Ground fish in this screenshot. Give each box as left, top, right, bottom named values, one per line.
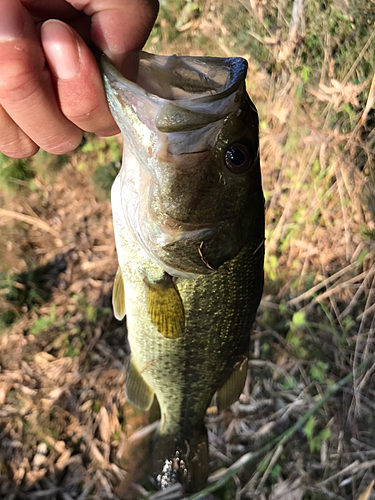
left=101, top=51, right=265, bottom=493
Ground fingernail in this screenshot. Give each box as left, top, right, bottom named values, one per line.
left=0, top=3, right=25, bottom=41
left=41, top=20, right=80, bottom=80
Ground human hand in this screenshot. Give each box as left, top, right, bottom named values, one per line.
left=0, top=0, right=159, bottom=158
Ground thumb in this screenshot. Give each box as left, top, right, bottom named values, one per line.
left=68, top=0, right=159, bottom=80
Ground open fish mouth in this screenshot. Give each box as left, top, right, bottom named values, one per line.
left=101, top=52, right=248, bottom=124
left=101, top=52, right=251, bottom=172
left=103, top=52, right=259, bottom=277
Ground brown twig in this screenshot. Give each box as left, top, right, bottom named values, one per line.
left=0, top=207, right=60, bottom=237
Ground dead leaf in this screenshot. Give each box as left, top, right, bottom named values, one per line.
left=263, top=36, right=278, bottom=45
left=89, top=440, right=107, bottom=466
left=358, top=480, right=375, bottom=500
left=97, top=406, right=112, bottom=444
left=55, top=450, right=72, bottom=470
left=359, top=72, right=375, bottom=126
left=270, top=478, right=304, bottom=500
left=308, top=79, right=367, bottom=108
left=0, top=382, right=12, bottom=404
left=272, top=107, right=289, bottom=124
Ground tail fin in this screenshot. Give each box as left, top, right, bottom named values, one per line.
left=152, top=427, right=208, bottom=493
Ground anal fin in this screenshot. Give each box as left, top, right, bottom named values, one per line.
left=144, top=273, right=185, bottom=339
left=112, top=267, right=126, bottom=320
left=216, top=356, right=248, bottom=412
left=126, top=359, right=154, bottom=411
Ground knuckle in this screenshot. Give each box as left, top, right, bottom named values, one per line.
left=0, top=137, right=39, bottom=159
left=44, top=131, right=83, bottom=155
left=64, top=98, right=106, bottom=130
left=67, top=102, right=101, bottom=122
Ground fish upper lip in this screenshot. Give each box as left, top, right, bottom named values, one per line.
left=101, top=51, right=248, bottom=105
left=102, top=52, right=249, bottom=135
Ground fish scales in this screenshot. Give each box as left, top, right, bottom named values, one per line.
left=125, top=238, right=263, bottom=427
left=102, top=52, right=265, bottom=493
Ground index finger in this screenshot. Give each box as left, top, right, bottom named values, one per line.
left=68, top=0, right=159, bottom=80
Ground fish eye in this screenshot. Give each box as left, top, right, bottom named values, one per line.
left=224, top=144, right=252, bottom=173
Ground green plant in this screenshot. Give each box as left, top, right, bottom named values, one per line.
left=310, top=361, right=329, bottom=383
left=30, top=304, right=57, bottom=335
left=0, top=153, right=35, bottom=191
left=303, top=416, right=331, bottom=454
left=92, top=161, right=120, bottom=199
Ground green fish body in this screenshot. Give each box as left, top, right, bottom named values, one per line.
left=102, top=52, right=264, bottom=492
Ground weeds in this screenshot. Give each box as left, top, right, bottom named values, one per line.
left=0, top=153, right=35, bottom=192
left=0, top=258, right=66, bottom=328
left=0, top=0, right=374, bottom=498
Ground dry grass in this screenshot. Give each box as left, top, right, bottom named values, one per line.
left=1, top=0, right=375, bottom=499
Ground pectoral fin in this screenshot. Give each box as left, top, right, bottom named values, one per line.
left=126, top=359, right=154, bottom=411
left=217, top=356, right=248, bottom=412
left=112, top=268, right=126, bottom=320
left=144, top=274, right=185, bottom=339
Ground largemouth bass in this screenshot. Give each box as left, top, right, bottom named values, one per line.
left=102, top=52, right=264, bottom=492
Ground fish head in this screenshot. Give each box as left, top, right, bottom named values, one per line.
left=102, top=52, right=264, bottom=277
